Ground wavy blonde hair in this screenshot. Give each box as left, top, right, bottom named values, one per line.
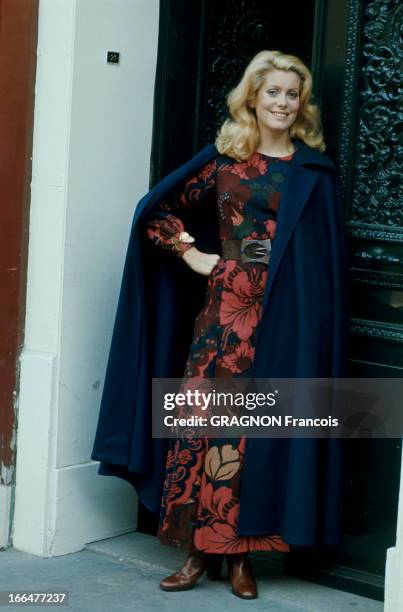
left=215, top=50, right=325, bottom=161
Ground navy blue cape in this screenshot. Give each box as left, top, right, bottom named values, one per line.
left=91, top=139, right=348, bottom=546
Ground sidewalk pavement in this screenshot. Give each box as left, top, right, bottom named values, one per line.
left=0, top=532, right=383, bottom=611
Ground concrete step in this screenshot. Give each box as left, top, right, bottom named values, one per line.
left=0, top=531, right=384, bottom=611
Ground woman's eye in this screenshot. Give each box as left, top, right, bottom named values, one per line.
left=266, top=90, right=298, bottom=98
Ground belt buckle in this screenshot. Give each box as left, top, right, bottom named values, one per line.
left=240, top=239, right=271, bottom=265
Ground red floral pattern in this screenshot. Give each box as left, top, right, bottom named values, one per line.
left=146, top=151, right=294, bottom=553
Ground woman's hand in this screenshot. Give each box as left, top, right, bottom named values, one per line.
left=182, top=247, right=220, bottom=276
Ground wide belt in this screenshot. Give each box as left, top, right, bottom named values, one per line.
left=221, top=238, right=272, bottom=265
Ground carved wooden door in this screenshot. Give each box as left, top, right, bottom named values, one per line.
left=141, top=0, right=402, bottom=600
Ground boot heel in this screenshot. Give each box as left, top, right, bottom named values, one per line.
left=206, top=554, right=224, bottom=580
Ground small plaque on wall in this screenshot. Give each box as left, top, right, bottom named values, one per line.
left=107, top=51, right=120, bottom=64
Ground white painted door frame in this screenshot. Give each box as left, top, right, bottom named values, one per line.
left=12, top=0, right=159, bottom=557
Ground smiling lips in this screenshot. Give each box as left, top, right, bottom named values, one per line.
left=270, top=111, right=289, bottom=118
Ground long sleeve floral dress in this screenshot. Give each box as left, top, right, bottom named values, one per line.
left=145, top=150, right=294, bottom=555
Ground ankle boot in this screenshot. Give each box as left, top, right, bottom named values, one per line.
left=159, top=551, right=223, bottom=591
left=226, top=552, right=258, bottom=599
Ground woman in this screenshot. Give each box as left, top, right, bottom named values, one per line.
left=91, top=50, right=348, bottom=600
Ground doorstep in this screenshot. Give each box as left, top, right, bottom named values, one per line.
left=85, top=531, right=383, bottom=611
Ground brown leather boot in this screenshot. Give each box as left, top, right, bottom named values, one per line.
left=226, top=552, right=258, bottom=599
left=159, top=551, right=223, bottom=591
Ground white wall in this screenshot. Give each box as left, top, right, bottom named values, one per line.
left=13, top=0, right=159, bottom=556
left=385, top=448, right=403, bottom=611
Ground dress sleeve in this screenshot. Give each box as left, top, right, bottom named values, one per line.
left=144, top=159, right=217, bottom=257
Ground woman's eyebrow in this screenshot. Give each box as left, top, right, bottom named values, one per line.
left=265, top=84, right=299, bottom=91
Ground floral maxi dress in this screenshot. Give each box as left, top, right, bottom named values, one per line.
left=145, top=150, right=294, bottom=555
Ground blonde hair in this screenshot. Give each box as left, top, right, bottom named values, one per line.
left=215, top=50, right=325, bottom=161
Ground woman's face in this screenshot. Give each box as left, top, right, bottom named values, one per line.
left=252, top=69, right=301, bottom=134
